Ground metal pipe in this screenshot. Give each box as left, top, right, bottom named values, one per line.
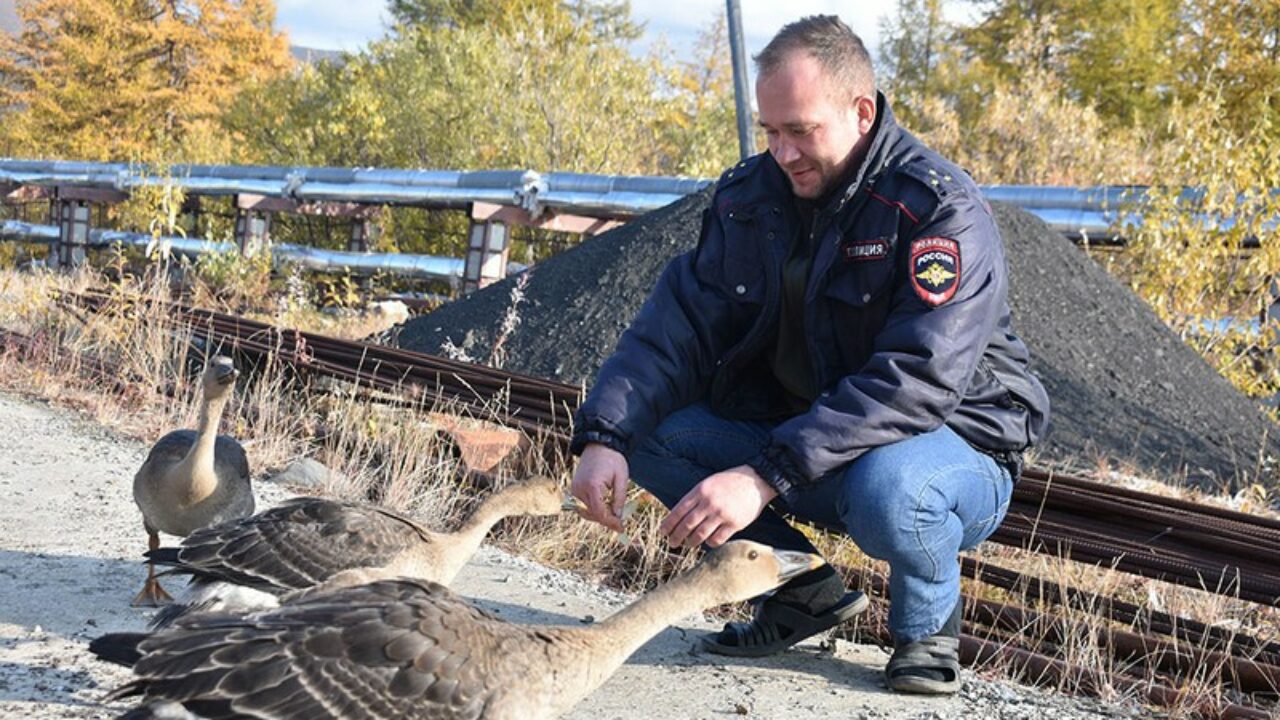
left=1, top=220, right=59, bottom=241
left=91, top=230, right=236, bottom=256
left=290, top=182, right=518, bottom=208
left=271, top=242, right=465, bottom=282
left=0, top=222, right=474, bottom=282
left=541, top=172, right=712, bottom=196
left=123, top=176, right=288, bottom=197
left=1, top=159, right=1272, bottom=240
left=533, top=190, right=693, bottom=216
left=981, top=185, right=1145, bottom=210
left=725, top=0, right=755, bottom=160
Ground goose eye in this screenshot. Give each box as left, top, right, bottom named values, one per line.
left=748, top=550, right=759, bottom=560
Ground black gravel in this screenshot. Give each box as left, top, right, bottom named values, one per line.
left=398, top=188, right=712, bottom=382
left=398, top=193, right=1280, bottom=488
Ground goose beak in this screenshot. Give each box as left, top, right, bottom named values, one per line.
left=214, top=365, right=239, bottom=385
left=773, top=549, right=826, bottom=583
left=562, top=494, right=587, bottom=514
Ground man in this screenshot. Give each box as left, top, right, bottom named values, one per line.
left=570, top=15, right=1049, bottom=695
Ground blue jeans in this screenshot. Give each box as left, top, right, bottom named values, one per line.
left=627, top=402, right=1013, bottom=644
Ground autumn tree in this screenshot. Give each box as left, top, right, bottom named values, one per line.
left=0, top=0, right=292, bottom=162
left=387, top=0, right=641, bottom=39
left=652, top=10, right=740, bottom=177
left=891, top=0, right=1180, bottom=129
left=877, top=0, right=949, bottom=114
left=223, top=0, right=671, bottom=257
left=1173, top=0, right=1280, bottom=138
left=1118, top=87, right=1280, bottom=402
left=228, top=1, right=679, bottom=172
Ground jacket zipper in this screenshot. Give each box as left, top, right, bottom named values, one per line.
left=711, top=210, right=781, bottom=399
left=803, top=181, right=876, bottom=392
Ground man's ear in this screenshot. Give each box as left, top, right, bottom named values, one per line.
left=855, top=94, right=877, bottom=134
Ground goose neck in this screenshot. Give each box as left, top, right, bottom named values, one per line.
left=586, top=567, right=714, bottom=668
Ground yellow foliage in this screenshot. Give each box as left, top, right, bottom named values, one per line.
left=899, top=27, right=1152, bottom=186
left=1116, top=88, right=1280, bottom=403
left=112, top=166, right=188, bottom=246
left=651, top=10, right=741, bottom=178
left=0, top=0, right=292, bottom=163
left=188, top=248, right=273, bottom=309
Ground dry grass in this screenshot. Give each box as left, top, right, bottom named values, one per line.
left=1, top=264, right=1278, bottom=717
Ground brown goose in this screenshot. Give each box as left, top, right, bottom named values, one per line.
left=145, top=476, right=576, bottom=628
left=101, top=540, right=822, bottom=720
left=131, top=355, right=253, bottom=606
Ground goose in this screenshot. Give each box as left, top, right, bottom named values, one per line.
left=131, top=355, right=253, bottom=606
left=99, top=540, right=822, bottom=720
left=143, top=475, right=577, bottom=628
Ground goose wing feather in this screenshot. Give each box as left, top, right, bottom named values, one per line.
left=212, top=435, right=250, bottom=484
left=135, top=430, right=197, bottom=479
left=123, top=579, right=534, bottom=720
left=156, top=499, right=432, bottom=595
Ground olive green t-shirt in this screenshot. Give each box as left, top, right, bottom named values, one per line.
left=771, top=197, right=821, bottom=414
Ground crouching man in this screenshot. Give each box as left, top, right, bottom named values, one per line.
left=570, top=14, right=1049, bottom=695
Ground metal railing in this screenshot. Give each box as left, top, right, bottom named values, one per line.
left=0, top=220, right=484, bottom=283
left=0, top=160, right=710, bottom=219
left=1, top=158, right=1268, bottom=276
left=0, top=158, right=1147, bottom=231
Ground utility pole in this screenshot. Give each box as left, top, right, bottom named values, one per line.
left=725, top=0, right=754, bottom=160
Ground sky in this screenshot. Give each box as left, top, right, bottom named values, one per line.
left=275, top=1, right=906, bottom=65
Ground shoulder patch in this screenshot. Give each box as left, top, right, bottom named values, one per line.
left=909, top=236, right=960, bottom=306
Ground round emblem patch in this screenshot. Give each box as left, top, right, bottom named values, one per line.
left=909, top=236, right=960, bottom=306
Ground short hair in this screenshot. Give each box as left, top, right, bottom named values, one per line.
left=754, top=15, right=876, bottom=102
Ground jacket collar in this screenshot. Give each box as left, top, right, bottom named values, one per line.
left=834, top=92, right=902, bottom=211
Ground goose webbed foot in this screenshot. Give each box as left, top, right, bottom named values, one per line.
left=132, top=561, right=173, bottom=607
left=131, top=576, right=173, bottom=607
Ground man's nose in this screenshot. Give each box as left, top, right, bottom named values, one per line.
left=772, top=137, right=801, bottom=165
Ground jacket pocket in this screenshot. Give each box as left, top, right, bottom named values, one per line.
left=694, top=206, right=767, bottom=305
left=821, top=245, right=896, bottom=307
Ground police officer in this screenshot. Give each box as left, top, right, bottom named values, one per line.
left=570, top=14, right=1049, bottom=695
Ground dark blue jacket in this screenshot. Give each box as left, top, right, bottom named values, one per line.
left=572, top=96, right=1050, bottom=503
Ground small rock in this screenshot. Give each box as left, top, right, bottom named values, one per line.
left=266, top=457, right=340, bottom=489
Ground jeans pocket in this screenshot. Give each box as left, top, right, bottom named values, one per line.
left=964, top=490, right=1010, bottom=549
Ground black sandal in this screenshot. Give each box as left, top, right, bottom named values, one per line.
left=885, top=597, right=964, bottom=694
left=885, top=635, right=962, bottom=694
left=701, top=590, right=868, bottom=658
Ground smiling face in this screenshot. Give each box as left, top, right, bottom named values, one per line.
left=756, top=52, right=875, bottom=200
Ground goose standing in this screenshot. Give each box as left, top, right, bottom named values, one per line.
left=100, top=540, right=822, bottom=720
left=144, top=475, right=577, bottom=627
left=131, top=355, right=253, bottom=606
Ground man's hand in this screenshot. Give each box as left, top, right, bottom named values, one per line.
left=570, top=443, right=631, bottom=532
left=660, top=464, right=778, bottom=548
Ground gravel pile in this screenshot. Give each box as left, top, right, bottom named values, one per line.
left=399, top=193, right=1280, bottom=488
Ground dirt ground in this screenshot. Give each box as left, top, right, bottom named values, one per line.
left=0, top=391, right=1144, bottom=719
